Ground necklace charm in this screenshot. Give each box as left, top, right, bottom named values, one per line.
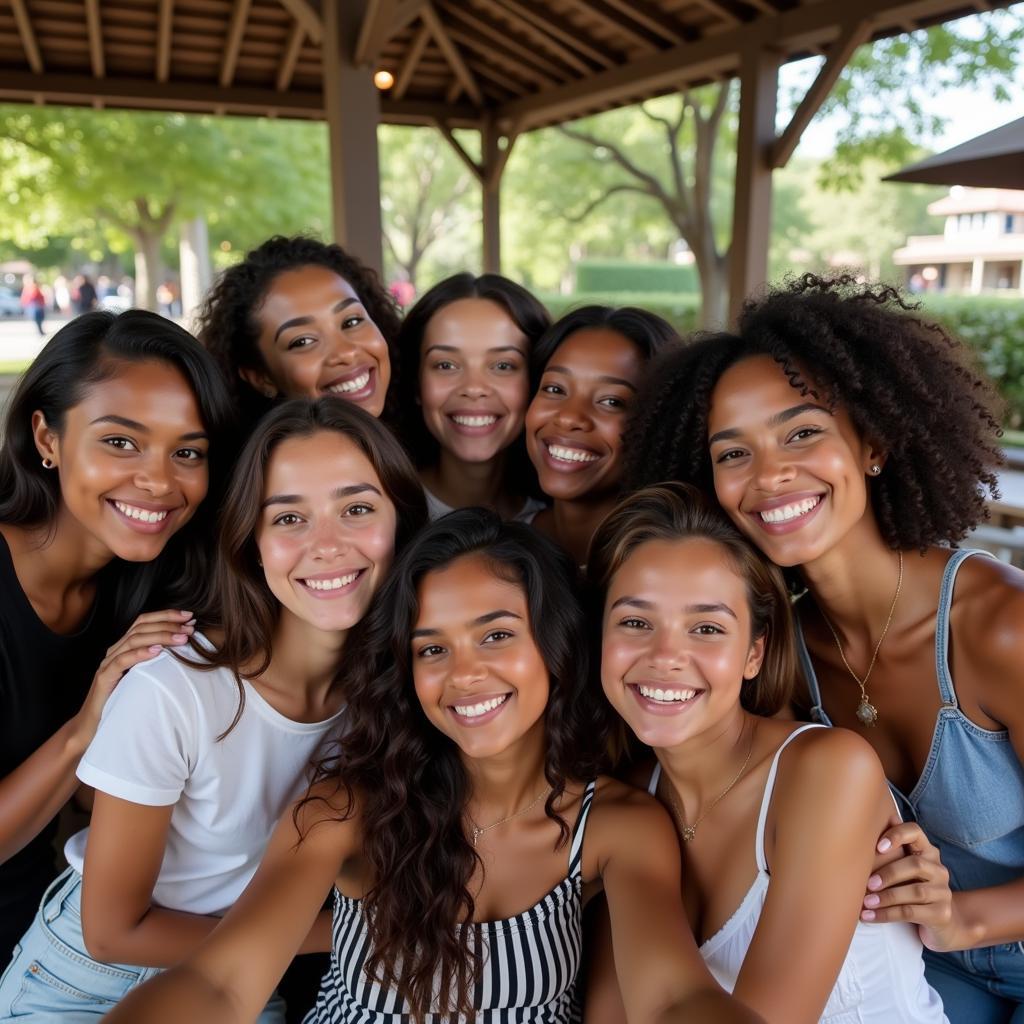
left=856, top=698, right=878, bottom=727
left=681, top=825, right=697, bottom=843
left=471, top=827, right=483, bottom=847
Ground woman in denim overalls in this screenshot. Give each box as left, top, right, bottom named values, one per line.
left=623, top=274, right=1024, bottom=1022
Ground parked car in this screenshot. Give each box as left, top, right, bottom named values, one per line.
left=0, top=287, right=22, bottom=317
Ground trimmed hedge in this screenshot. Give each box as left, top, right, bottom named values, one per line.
left=575, top=259, right=698, bottom=295
left=539, top=291, right=701, bottom=335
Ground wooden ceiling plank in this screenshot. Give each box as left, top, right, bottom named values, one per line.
left=220, top=0, right=252, bottom=87
left=491, top=0, right=617, bottom=69
left=558, top=0, right=661, bottom=51
left=85, top=0, right=105, bottom=77
left=689, top=0, right=743, bottom=26
left=277, top=0, right=322, bottom=44
left=420, top=1, right=483, bottom=105
left=598, top=0, right=688, bottom=44
left=771, top=17, right=870, bottom=167
left=10, top=0, right=44, bottom=73
left=445, top=22, right=560, bottom=87
left=276, top=19, right=305, bottom=89
left=441, top=3, right=574, bottom=82
left=467, top=0, right=588, bottom=75
left=392, top=19, right=429, bottom=99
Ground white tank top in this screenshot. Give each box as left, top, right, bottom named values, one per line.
left=649, top=724, right=948, bottom=1023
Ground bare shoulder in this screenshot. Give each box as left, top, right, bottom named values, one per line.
left=583, top=775, right=678, bottom=875
left=952, top=553, right=1024, bottom=683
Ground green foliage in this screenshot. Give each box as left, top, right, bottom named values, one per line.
left=575, top=259, right=698, bottom=295
left=538, top=292, right=701, bottom=335
left=916, top=294, right=1024, bottom=429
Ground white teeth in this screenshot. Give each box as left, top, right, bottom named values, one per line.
left=302, top=571, right=360, bottom=591
left=452, top=415, right=497, bottom=427
left=759, top=496, right=820, bottom=524
left=548, top=444, right=599, bottom=464
left=453, top=694, right=509, bottom=718
left=114, top=501, right=169, bottom=523
left=638, top=684, right=698, bottom=703
left=328, top=371, right=371, bottom=394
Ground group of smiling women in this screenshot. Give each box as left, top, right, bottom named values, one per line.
left=0, top=234, right=1020, bottom=1024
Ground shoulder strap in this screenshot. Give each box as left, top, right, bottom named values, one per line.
left=647, top=762, right=662, bottom=796
left=568, top=781, right=597, bottom=877
left=794, top=611, right=831, bottom=726
left=934, top=548, right=995, bottom=708
left=755, top=724, right=826, bottom=873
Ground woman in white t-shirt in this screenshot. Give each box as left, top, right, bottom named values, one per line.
left=0, top=397, right=427, bottom=1023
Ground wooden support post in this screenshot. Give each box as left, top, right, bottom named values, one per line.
left=481, top=121, right=517, bottom=274
left=728, top=45, right=778, bottom=327
left=323, top=0, right=384, bottom=273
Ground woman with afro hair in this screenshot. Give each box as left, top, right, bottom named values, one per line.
left=624, top=273, right=1024, bottom=1021
left=196, top=236, right=400, bottom=428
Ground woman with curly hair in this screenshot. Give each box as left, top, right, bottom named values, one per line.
left=196, top=236, right=400, bottom=426
left=526, top=306, right=679, bottom=565
left=393, top=274, right=549, bottom=522
left=105, top=510, right=759, bottom=1024
left=624, top=274, right=1024, bottom=1021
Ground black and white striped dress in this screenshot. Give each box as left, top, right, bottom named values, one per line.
left=304, top=781, right=596, bottom=1024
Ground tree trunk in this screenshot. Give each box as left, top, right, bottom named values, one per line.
left=179, top=215, right=212, bottom=328
left=131, top=229, right=165, bottom=312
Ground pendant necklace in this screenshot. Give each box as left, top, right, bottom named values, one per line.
left=468, top=786, right=550, bottom=847
left=819, top=550, right=903, bottom=728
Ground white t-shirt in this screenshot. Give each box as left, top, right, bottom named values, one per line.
left=424, top=487, right=546, bottom=524
left=65, top=636, right=344, bottom=916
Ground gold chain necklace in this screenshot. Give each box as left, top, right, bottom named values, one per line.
left=662, top=726, right=755, bottom=843
left=468, top=787, right=550, bottom=847
left=818, top=550, right=903, bottom=728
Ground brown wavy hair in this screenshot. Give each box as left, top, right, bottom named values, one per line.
left=588, top=482, right=795, bottom=719
left=303, top=509, right=605, bottom=1020
left=186, top=396, right=427, bottom=734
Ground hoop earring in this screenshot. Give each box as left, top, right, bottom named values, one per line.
left=41, top=458, right=54, bottom=469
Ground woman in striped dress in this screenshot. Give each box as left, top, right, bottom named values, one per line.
left=108, top=511, right=759, bottom=1024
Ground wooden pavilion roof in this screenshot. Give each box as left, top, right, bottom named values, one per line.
left=0, top=0, right=1010, bottom=132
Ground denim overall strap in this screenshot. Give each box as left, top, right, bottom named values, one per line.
left=933, top=548, right=996, bottom=708
left=793, top=610, right=831, bottom=726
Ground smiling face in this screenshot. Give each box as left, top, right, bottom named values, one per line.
left=36, top=359, right=209, bottom=563
left=255, top=430, right=397, bottom=637
left=601, top=537, right=764, bottom=749
left=525, top=327, right=643, bottom=502
left=245, top=265, right=391, bottom=417
left=418, top=298, right=530, bottom=465
left=411, top=553, right=549, bottom=761
left=707, top=355, right=877, bottom=568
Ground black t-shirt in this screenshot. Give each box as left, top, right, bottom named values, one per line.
left=0, top=532, right=115, bottom=959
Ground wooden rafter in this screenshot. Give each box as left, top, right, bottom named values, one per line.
left=434, top=118, right=484, bottom=182
left=221, top=0, right=252, bottom=88
left=690, top=0, right=743, bottom=26
left=446, top=24, right=561, bottom=89
left=597, top=0, right=688, bottom=45
left=278, top=0, right=323, bottom=44
left=10, top=0, right=44, bottom=73
left=488, top=0, right=618, bottom=69
left=356, top=0, right=427, bottom=66
left=392, top=20, right=430, bottom=99
left=421, top=1, right=483, bottom=105
left=559, top=0, right=661, bottom=51
left=771, top=18, right=870, bottom=167
left=157, top=0, right=174, bottom=83
left=277, top=21, right=305, bottom=91
left=85, top=0, right=105, bottom=77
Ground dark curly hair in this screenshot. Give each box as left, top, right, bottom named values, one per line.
left=302, top=509, right=604, bottom=1019
left=195, top=235, right=401, bottom=426
left=624, top=274, right=1004, bottom=550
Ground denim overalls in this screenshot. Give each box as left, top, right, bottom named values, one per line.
left=797, top=550, right=1024, bottom=1023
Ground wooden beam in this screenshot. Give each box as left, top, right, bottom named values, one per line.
left=597, top=0, right=688, bottom=45
left=277, top=21, right=305, bottom=91
left=157, top=0, right=174, bottom=82
left=489, top=0, right=618, bottom=69
left=420, top=1, right=483, bottom=106
left=392, top=20, right=429, bottom=99
left=690, top=0, right=743, bottom=27
left=10, top=0, right=44, bottom=73
left=434, top=119, right=484, bottom=182
left=220, top=0, right=252, bottom=88
left=355, top=0, right=426, bottom=66
left=446, top=24, right=560, bottom=89
left=278, top=0, right=323, bottom=44
left=85, top=0, right=105, bottom=78
left=484, top=127, right=518, bottom=190
left=468, top=0, right=590, bottom=77
left=729, top=45, right=778, bottom=326
left=496, top=0, right=998, bottom=130
left=771, top=18, right=869, bottom=168
left=559, top=0, right=660, bottom=51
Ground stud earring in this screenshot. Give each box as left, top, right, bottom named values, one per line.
left=41, top=457, right=54, bottom=469
left=870, top=465, right=881, bottom=475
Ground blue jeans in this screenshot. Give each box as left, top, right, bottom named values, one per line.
left=926, top=945, right=1024, bottom=1024
left=0, top=868, right=287, bottom=1022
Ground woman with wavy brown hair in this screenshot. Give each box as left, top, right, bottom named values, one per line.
left=0, top=398, right=426, bottom=1021
left=105, top=510, right=760, bottom=1024
left=624, top=274, right=1024, bottom=1020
